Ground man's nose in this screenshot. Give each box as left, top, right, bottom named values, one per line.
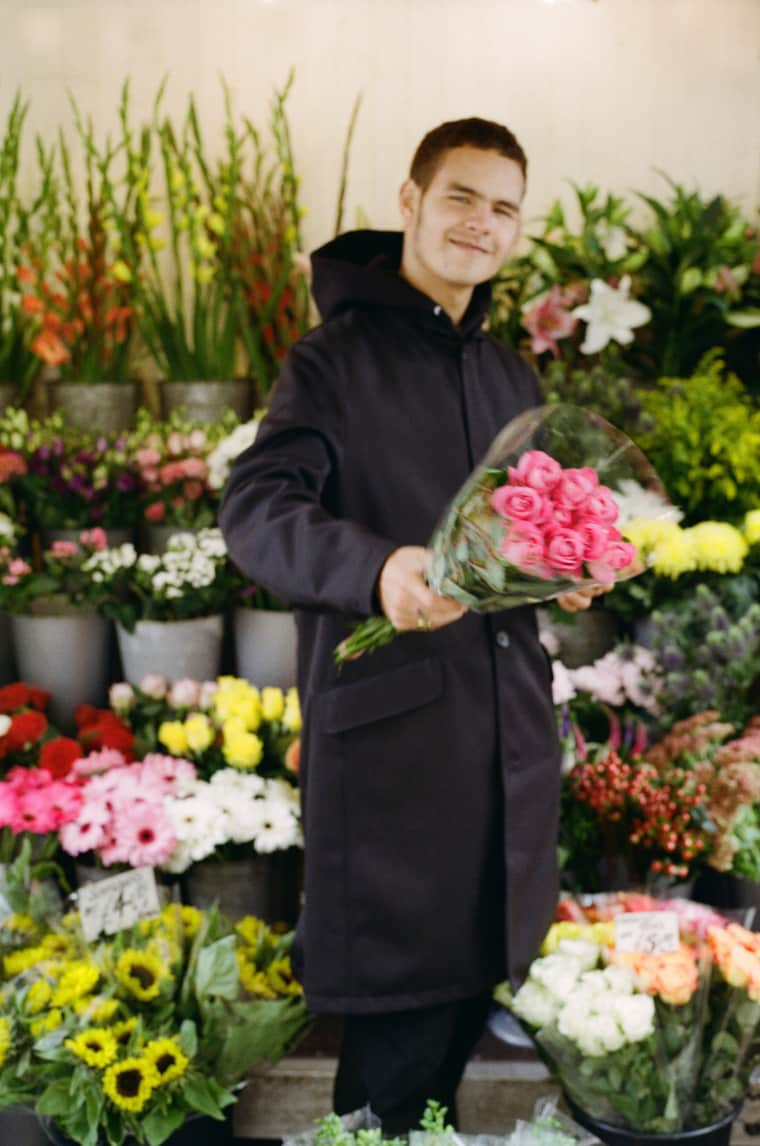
left=463, top=204, right=490, bottom=232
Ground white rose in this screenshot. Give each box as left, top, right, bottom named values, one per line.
left=510, top=981, right=561, bottom=1029
left=557, top=999, right=588, bottom=1042
left=168, top=679, right=201, bottom=709
left=530, top=953, right=583, bottom=1001
left=579, top=969, right=611, bottom=997
left=612, top=994, right=655, bottom=1043
left=109, top=682, right=135, bottom=712
left=140, top=673, right=168, bottom=700
left=576, top=1012, right=626, bottom=1057
left=603, top=964, right=636, bottom=995
left=556, top=938, right=600, bottom=973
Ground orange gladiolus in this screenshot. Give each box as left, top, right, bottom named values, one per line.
left=30, top=329, right=70, bottom=367
left=16, top=265, right=36, bottom=284
left=21, top=295, right=44, bottom=315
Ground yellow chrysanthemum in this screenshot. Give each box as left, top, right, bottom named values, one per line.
left=236, top=916, right=266, bottom=949
left=0, top=1017, right=11, bottom=1067
left=158, top=720, right=189, bottom=756
left=267, top=957, right=303, bottom=997
left=75, top=996, right=120, bottom=1024
left=178, top=905, right=202, bottom=938
left=282, top=688, right=302, bottom=733
left=30, top=1009, right=62, bottom=1038
left=115, top=950, right=167, bottom=1002
left=25, top=978, right=53, bottom=1015
left=222, top=724, right=264, bottom=770
left=51, top=961, right=100, bottom=1008
left=143, top=1037, right=190, bottom=1084
left=65, top=1026, right=119, bottom=1069
left=4, top=945, right=48, bottom=977
left=686, top=521, right=748, bottom=574
left=102, top=1056, right=160, bottom=1112
left=1, top=912, right=36, bottom=935
left=261, top=687, right=285, bottom=723
left=184, top=713, right=214, bottom=753
left=744, top=509, right=760, bottom=546
left=650, top=529, right=698, bottom=579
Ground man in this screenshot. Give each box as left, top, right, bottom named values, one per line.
left=219, top=118, right=597, bottom=1131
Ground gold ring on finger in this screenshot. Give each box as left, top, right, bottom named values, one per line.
left=416, top=611, right=431, bottom=632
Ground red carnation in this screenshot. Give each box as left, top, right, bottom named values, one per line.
left=0, top=683, right=51, bottom=714
left=1, top=710, right=48, bottom=753
left=75, top=706, right=134, bottom=759
left=38, top=737, right=82, bottom=780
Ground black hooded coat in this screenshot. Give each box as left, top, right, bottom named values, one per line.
left=219, top=230, right=561, bottom=1014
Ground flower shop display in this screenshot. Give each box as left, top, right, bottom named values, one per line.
left=83, top=530, right=231, bottom=684
left=20, top=100, right=137, bottom=431
left=0, top=409, right=143, bottom=538
left=127, top=409, right=240, bottom=547
left=108, top=675, right=303, bottom=920
left=337, top=403, right=667, bottom=662
left=0, top=530, right=115, bottom=730
left=0, top=900, right=309, bottom=1146
left=495, top=902, right=760, bottom=1141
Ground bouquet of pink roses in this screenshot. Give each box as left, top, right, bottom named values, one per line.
left=337, top=404, right=671, bottom=662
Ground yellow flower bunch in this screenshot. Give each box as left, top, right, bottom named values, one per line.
left=143, top=1036, right=189, bottom=1084
left=743, top=509, right=760, bottom=546
left=51, top=960, right=100, bottom=1008
left=222, top=716, right=264, bottom=770
left=65, top=1026, right=119, bottom=1069
left=283, top=687, right=302, bottom=733
left=541, top=920, right=616, bottom=954
left=625, top=516, right=750, bottom=579
left=214, top=676, right=262, bottom=730
left=115, top=949, right=169, bottom=1003
left=103, top=1054, right=161, bottom=1113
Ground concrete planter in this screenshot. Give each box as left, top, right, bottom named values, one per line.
left=160, top=379, right=252, bottom=422
left=116, top=614, right=224, bottom=685
left=234, top=607, right=297, bottom=690
left=47, top=380, right=139, bottom=433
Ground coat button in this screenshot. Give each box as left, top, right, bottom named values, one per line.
left=433, top=305, right=442, bottom=315
left=495, top=630, right=510, bottom=648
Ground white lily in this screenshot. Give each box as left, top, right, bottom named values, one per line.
left=573, top=275, right=651, bottom=354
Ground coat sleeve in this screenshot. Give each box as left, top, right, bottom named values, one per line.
left=218, top=335, right=397, bottom=616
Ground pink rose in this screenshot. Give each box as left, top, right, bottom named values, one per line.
left=80, top=528, right=107, bottom=550
left=167, top=678, right=201, bottom=709
left=500, top=524, right=548, bottom=575
left=50, top=540, right=78, bottom=558
left=491, top=484, right=550, bottom=524
left=576, top=485, right=619, bottom=526
left=140, top=673, right=167, bottom=700
left=602, top=539, right=637, bottom=571
left=585, top=560, right=616, bottom=586
left=136, top=447, right=161, bottom=468
left=545, top=528, right=586, bottom=575
left=554, top=467, right=599, bottom=509
left=181, top=458, right=208, bottom=480
left=508, top=450, right=562, bottom=493
left=577, top=521, right=610, bottom=561
left=551, top=505, right=576, bottom=528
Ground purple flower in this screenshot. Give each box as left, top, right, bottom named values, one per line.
left=116, top=473, right=138, bottom=493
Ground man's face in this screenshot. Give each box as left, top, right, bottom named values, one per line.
left=400, top=146, right=525, bottom=293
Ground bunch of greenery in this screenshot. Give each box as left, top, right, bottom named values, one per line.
left=635, top=352, right=760, bottom=523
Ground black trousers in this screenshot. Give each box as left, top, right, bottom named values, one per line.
left=333, top=993, right=492, bottom=1135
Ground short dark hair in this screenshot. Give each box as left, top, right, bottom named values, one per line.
left=409, top=117, right=527, bottom=192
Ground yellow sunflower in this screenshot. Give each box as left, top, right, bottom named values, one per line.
left=0, top=1017, right=11, bottom=1067
left=65, top=1027, right=119, bottom=1069
left=237, top=951, right=278, bottom=999
left=102, top=1056, right=160, bottom=1112
left=235, top=915, right=266, bottom=949
left=25, top=978, right=53, bottom=1015
left=267, top=956, right=303, bottom=997
left=4, top=944, right=48, bottom=977
left=115, top=949, right=167, bottom=1002
left=143, top=1037, right=190, bottom=1084
left=111, top=1016, right=139, bottom=1048
left=74, top=996, right=120, bottom=1024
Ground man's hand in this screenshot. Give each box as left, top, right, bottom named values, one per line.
left=378, top=546, right=467, bottom=632
left=556, top=585, right=610, bottom=613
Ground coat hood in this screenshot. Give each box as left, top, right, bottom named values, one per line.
left=310, top=229, right=492, bottom=338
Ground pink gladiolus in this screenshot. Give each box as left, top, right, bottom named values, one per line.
left=545, top=528, right=586, bottom=575
left=508, top=450, right=562, bottom=494
left=554, top=468, right=599, bottom=509
left=491, top=484, right=549, bottom=524
left=522, top=286, right=578, bottom=358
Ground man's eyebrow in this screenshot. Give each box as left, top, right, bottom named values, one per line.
left=445, top=181, right=520, bottom=211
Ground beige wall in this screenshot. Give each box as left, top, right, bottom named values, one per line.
left=3, top=0, right=759, bottom=249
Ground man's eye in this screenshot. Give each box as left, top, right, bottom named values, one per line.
left=450, top=194, right=469, bottom=203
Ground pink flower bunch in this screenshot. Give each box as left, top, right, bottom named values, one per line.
left=521, top=285, right=580, bottom=358
left=0, top=551, right=32, bottom=586
left=491, top=449, right=637, bottom=584
left=0, top=766, right=82, bottom=834
left=60, top=751, right=196, bottom=868
left=134, top=428, right=211, bottom=525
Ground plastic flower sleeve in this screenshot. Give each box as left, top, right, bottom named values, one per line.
left=506, top=1097, right=602, bottom=1145
left=336, top=404, right=672, bottom=662
left=427, top=403, right=669, bottom=611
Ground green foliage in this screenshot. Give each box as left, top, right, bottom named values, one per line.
left=636, top=352, right=760, bottom=522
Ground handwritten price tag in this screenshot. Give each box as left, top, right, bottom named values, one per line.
left=77, top=867, right=161, bottom=941
left=614, top=911, right=679, bottom=954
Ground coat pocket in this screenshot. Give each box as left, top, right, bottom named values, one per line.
left=320, top=657, right=443, bottom=734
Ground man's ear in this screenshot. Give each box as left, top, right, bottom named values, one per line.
left=399, top=178, right=420, bottom=226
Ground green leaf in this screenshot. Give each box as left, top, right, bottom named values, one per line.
left=179, top=1018, right=198, bottom=1058
left=143, top=1103, right=187, bottom=1146
left=194, top=934, right=239, bottom=1001
left=37, top=1079, right=78, bottom=1117
left=180, top=1073, right=225, bottom=1120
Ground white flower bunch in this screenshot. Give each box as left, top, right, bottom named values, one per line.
left=163, top=766, right=302, bottom=872
left=569, top=644, right=659, bottom=712
left=0, top=512, right=18, bottom=545
left=207, top=420, right=259, bottom=491
left=511, top=938, right=655, bottom=1057
left=612, top=479, right=682, bottom=530
left=83, top=542, right=138, bottom=582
